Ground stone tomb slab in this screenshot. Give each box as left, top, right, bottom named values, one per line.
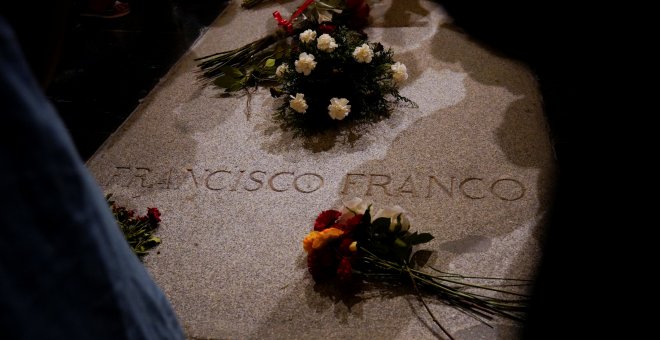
left=87, top=1, right=556, bottom=338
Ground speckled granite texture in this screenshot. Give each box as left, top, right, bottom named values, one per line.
left=86, top=1, right=556, bottom=338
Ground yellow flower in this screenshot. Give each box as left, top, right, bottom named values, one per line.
left=302, top=228, right=344, bottom=253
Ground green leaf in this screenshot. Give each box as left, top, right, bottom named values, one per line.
left=393, top=244, right=412, bottom=263
left=213, top=75, right=236, bottom=89
left=411, top=250, right=434, bottom=268
left=270, top=87, right=284, bottom=97
left=394, top=238, right=408, bottom=248
left=408, top=233, right=434, bottom=245
left=273, top=43, right=286, bottom=59
left=220, top=66, right=243, bottom=78
left=265, top=58, right=276, bottom=68
left=362, top=206, right=372, bottom=224
left=226, top=79, right=246, bottom=92
left=372, top=217, right=391, bottom=234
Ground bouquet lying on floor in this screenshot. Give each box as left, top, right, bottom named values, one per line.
left=107, top=195, right=162, bottom=259
left=196, top=0, right=415, bottom=134
left=303, top=198, right=529, bottom=339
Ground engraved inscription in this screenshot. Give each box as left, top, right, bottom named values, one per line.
left=341, top=173, right=526, bottom=201
left=105, top=166, right=526, bottom=201
left=106, top=166, right=324, bottom=194
left=293, top=173, right=324, bottom=193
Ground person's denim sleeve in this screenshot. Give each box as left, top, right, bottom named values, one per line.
left=0, top=16, right=184, bottom=340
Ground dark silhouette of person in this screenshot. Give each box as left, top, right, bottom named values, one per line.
left=0, top=15, right=183, bottom=340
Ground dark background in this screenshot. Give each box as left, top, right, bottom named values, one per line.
left=437, top=2, right=621, bottom=338
left=3, top=0, right=230, bottom=160
left=2, top=0, right=619, bottom=338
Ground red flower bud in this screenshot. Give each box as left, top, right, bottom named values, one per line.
left=147, top=207, right=161, bottom=224
left=319, top=24, right=336, bottom=34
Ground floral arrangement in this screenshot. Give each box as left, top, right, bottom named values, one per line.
left=196, top=0, right=414, bottom=134
left=303, top=198, right=529, bottom=339
left=271, top=26, right=413, bottom=133
left=107, top=195, right=162, bottom=259
left=196, top=0, right=370, bottom=90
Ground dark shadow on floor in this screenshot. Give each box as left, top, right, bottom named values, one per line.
left=45, top=0, right=229, bottom=161
left=433, top=1, right=612, bottom=338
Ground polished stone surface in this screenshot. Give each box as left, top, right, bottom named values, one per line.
left=87, top=1, right=555, bottom=338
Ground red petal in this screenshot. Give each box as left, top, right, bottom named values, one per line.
left=314, top=210, right=341, bottom=231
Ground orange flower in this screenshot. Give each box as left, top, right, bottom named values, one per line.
left=302, top=228, right=344, bottom=253
left=303, top=231, right=320, bottom=253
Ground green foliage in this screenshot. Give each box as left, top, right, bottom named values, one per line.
left=358, top=210, right=433, bottom=265
left=196, top=34, right=288, bottom=92
left=272, top=26, right=416, bottom=135
left=106, top=194, right=162, bottom=260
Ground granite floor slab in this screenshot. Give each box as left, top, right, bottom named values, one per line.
left=87, top=1, right=556, bottom=338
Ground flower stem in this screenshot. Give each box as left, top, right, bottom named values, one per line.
left=359, top=248, right=528, bottom=323
left=405, top=264, right=455, bottom=340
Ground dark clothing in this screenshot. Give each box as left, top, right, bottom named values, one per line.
left=0, top=16, right=184, bottom=340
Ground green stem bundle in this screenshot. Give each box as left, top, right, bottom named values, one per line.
left=195, top=34, right=281, bottom=79
left=359, top=248, right=529, bottom=338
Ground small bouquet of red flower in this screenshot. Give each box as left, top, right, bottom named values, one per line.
left=107, top=194, right=162, bottom=259
left=303, top=198, right=529, bottom=339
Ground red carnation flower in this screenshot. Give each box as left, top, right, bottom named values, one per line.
left=147, top=207, right=161, bottom=224
left=314, top=210, right=341, bottom=231
left=337, top=257, right=353, bottom=282
left=307, top=247, right=337, bottom=281
left=337, top=214, right=362, bottom=234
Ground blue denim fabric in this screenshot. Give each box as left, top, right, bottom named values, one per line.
left=0, top=16, right=184, bottom=340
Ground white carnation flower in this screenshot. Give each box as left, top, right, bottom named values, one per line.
left=299, top=29, right=317, bottom=44
left=294, top=52, right=317, bottom=76
left=328, top=97, right=350, bottom=120
left=317, top=34, right=338, bottom=52
left=372, top=205, right=411, bottom=233
left=275, top=63, right=288, bottom=77
left=352, top=43, right=374, bottom=63
left=289, top=93, right=308, bottom=113
left=391, top=62, right=408, bottom=83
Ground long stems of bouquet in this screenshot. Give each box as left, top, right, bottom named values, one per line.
left=195, top=34, right=281, bottom=79
left=359, top=248, right=529, bottom=338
